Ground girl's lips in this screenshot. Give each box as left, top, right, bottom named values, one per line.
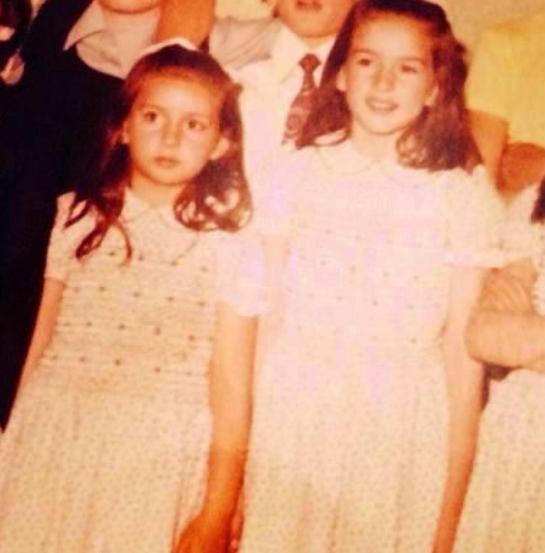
left=365, top=98, right=397, bottom=112
left=154, top=156, right=180, bottom=168
left=295, top=0, right=322, bottom=11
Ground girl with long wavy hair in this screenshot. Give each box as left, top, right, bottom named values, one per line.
left=239, top=2, right=503, bottom=552
left=0, top=44, right=260, bottom=553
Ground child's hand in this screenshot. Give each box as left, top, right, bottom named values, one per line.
left=480, top=269, right=533, bottom=314
left=174, top=511, right=231, bottom=553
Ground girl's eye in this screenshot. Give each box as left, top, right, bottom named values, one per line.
left=356, top=56, right=374, bottom=67
left=141, top=109, right=160, bottom=123
left=400, top=64, right=420, bottom=75
left=185, top=119, right=207, bottom=132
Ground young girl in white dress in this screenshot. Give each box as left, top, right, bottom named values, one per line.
left=453, top=180, right=545, bottom=553
left=0, top=44, right=261, bottom=553
left=239, top=1, right=503, bottom=553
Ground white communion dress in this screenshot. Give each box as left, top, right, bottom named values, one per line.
left=240, top=140, right=503, bottom=553
left=0, top=190, right=264, bottom=553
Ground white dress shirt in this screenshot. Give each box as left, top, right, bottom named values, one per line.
left=237, top=25, right=334, bottom=193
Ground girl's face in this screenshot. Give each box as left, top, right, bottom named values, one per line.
left=122, top=74, right=228, bottom=200
left=337, top=13, right=437, bottom=157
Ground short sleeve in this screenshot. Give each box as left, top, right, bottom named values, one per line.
left=466, top=26, right=516, bottom=122
left=216, top=226, right=267, bottom=317
left=445, top=166, right=505, bottom=267
left=501, top=183, right=543, bottom=266
left=44, top=193, right=81, bottom=282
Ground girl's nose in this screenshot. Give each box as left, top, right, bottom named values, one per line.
left=373, top=66, right=395, bottom=91
left=162, top=122, right=182, bottom=146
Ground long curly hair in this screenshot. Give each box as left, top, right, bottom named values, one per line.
left=68, top=44, right=251, bottom=260
left=299, top=0, right=480, bottom=171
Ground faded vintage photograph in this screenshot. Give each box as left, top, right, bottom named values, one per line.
left=0, top=1, right=544, bottom=551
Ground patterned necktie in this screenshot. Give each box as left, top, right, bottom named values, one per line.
left=283, top=53, right=321, bottom=144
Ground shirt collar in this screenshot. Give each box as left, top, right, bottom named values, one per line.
left=64, top=1, right=105, bottom=51
left=270, top=24, right=334, bottom=84
left=63, top=1, right=159, bottom=76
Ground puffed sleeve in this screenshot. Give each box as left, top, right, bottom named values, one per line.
left=445, top=165, right=505, bottom=267
left=501, top=183, right=544, bottom=266
left=215, top=225, right=268, bottom=317
left=44, top=193, right=84, bottom=282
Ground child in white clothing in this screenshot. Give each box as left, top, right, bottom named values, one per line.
left=240, top=2, right=503, bottom=552
left=454, top=178, right=545, bottom=552
left=0, top=45, right=261, bottom=553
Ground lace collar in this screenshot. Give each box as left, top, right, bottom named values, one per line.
left=121, top=189, right=184, bottom=232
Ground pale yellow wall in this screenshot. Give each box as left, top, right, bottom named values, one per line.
left=443, top=0, right=544, bottom=49
left=215, top=0, right=544, bottom=49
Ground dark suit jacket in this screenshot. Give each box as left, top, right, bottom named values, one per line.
left=0, top=0, right=122, bottom=427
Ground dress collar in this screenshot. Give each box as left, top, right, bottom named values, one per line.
left=315, top=136, right=431, bottom=183
left=122, top=188, right=183, bottom=231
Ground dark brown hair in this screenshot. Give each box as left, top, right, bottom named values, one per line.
left=68, top=44, right=251, bottom=259
left=299, top=0, right=480, bottom=171
left=531, top=176, right=545, bottom=223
